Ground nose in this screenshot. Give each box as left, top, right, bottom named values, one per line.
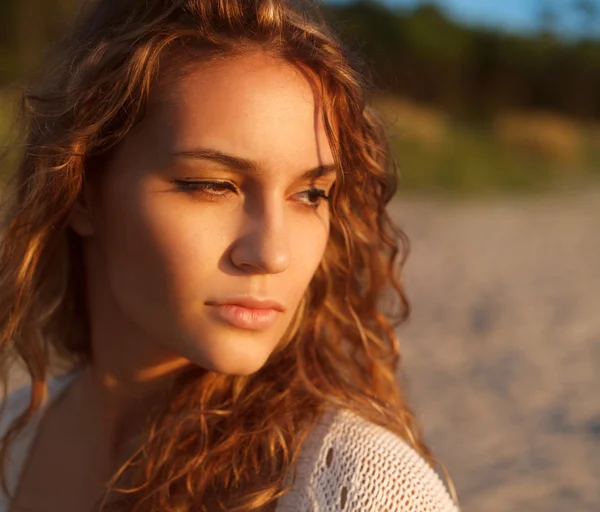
left=229, top=201, right=291, bottom=275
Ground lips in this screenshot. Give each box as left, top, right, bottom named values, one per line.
left=206, top=296, right=285, bottom=330
left=212, top=297, right=285, bottom=312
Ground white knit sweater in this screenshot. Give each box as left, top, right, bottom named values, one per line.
left=0, top=372, right=459, bottom=511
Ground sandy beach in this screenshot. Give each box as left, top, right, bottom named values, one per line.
left=391, top=187, right=600, bottom=512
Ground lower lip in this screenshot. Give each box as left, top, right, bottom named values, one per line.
left=211, top=304, right=280, bottom=331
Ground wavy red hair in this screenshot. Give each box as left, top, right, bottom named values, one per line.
left=0, top=0, right=455, bottom=510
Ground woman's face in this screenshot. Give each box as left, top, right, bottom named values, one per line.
left=74, top=51, right=336, bottom=376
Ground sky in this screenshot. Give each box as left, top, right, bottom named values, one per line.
left=325, top=0, right=600, bottom=37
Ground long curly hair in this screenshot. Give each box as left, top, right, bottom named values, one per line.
left=0, top=0, right=455, bottom=510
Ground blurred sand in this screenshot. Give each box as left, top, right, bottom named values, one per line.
left=390, top=188, right=600, bottom=512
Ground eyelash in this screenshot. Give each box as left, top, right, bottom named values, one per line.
left=172, top=179, right=331, bottom=209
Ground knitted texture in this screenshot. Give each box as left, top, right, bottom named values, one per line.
left=277, top=408, right=459, bottom=512
left=0, top=376, right=460, bottom=512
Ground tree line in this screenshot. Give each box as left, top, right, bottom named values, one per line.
left=322, top=1, right=600, bottom=121
left=0, top=0, right=599, bottom=121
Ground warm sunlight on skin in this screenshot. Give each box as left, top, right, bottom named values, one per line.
left=69, top=51, right=337, bottom=400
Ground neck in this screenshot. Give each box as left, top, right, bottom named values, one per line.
left=75, top=245, right=198, bottom=465
left=70, top=321, right=194, bottom=469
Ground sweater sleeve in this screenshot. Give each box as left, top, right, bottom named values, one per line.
left=276, top=408, right=459, bottom=512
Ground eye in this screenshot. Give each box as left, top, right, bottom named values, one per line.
left=172, top=179, right=237, bottom=199
left=295, top=187, right=331, bottom=209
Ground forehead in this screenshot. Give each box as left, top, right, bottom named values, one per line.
left=144, top=50, right=336, bottom=171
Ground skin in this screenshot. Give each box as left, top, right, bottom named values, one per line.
left=12, top=50, right=336, bottom=511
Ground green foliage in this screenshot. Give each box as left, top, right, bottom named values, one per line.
left=0, top=89, right=20, bottom=188
left=322, top=1, right=600, bottom=121
left=0, top=0, right=599, bottom=120
left=391, top=122, right=599, bottom=198
left=0, top=0, right=80, bottom=81
left=0, top=0, right=598, bottom=197
left=402, top=4, right=472, bottom=65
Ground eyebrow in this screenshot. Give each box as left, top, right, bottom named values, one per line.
left=171, top=147, right=338, bottom=180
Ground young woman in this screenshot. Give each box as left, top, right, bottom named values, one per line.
left=0, top=0, right=459, bottom=510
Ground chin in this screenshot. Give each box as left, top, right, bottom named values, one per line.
left=183, top=331, right=277, bottom=377
left=203, top=357, right=269, bottom=377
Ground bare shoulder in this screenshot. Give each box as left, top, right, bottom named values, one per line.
left=277, top=408, right=459, bottom=512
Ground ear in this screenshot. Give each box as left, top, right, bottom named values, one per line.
left=67, top=176, right=96, bottom=237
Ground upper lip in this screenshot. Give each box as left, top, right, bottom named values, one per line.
left=207, top=296, right=285, bottom=312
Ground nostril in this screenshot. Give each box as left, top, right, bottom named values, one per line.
left=228, top=224, right=291, bottom=275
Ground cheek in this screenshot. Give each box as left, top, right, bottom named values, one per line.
left=99, top=189, right=175, bottom=327
left=97, top=180, right=235, bottom=327
left=111, top=201, right=223, bottom=271
left=288, top=212, right=330, bottom=289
